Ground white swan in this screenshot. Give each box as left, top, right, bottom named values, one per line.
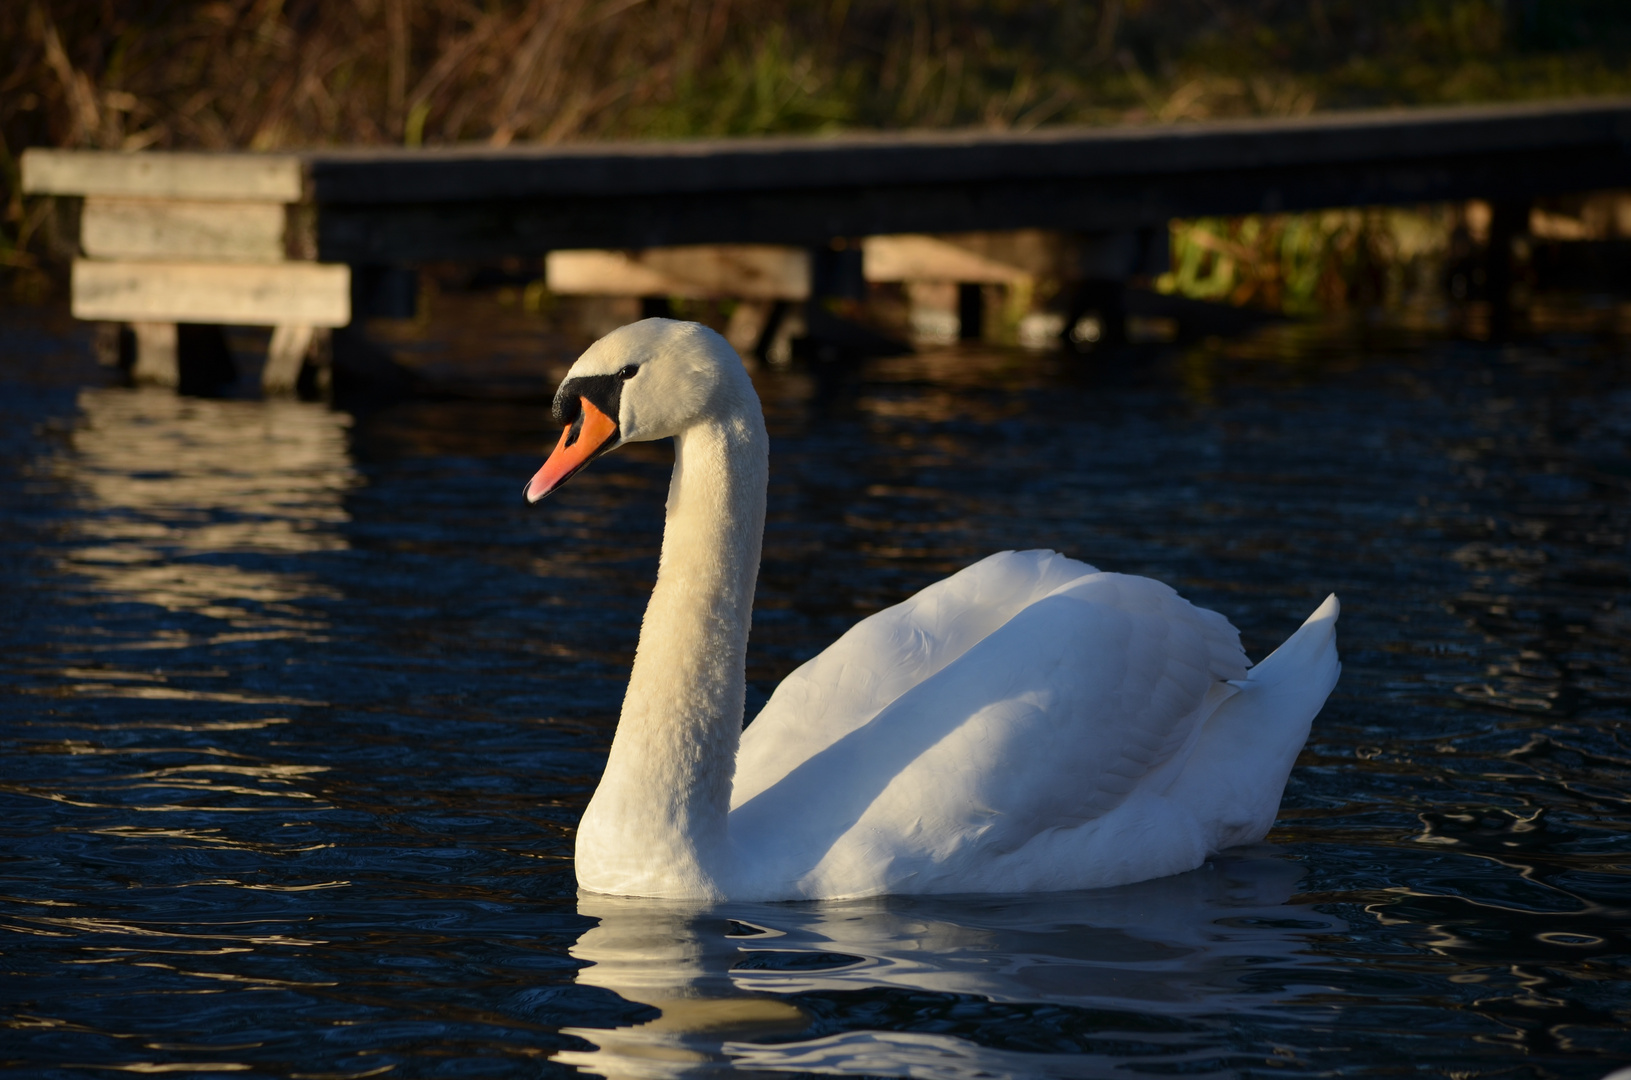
left=526, top=318, right=1340, bottom=902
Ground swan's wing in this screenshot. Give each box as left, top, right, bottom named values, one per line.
left=733, top=550, right=1097, bottom=809
left=729, top=572, right=1249, bottom=897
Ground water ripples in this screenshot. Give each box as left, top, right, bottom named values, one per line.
left=2, top=302, right=1628, bottom=1077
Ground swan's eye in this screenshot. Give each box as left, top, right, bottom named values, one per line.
left=618, top=365, right=639, bottom=381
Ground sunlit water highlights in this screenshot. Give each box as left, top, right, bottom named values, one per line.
left=1, top=301, right=1628, bottom=1078
left=62, top=387, right=354, bottom=631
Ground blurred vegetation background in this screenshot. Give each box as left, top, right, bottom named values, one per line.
left=5, top=0, right=1631, bottom=309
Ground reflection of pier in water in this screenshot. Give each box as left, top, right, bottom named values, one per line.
left=19, top=387, right=354, bottom=828
left=61, top=388, right=355, bottom=639
left=554, top=853, right=1343, bottom=1079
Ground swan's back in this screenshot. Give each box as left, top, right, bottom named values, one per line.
left=727, top=551, right=1306, bottom=900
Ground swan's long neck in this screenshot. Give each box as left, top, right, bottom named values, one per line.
left=574, top=404, right=767, bottom=898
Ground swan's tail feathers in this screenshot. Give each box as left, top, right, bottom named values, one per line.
left=1190, top=594, right=1340, bottom=850
left=1241, top=593, right=1340, bottom=692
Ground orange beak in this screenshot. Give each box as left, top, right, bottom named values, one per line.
left=525, top=396, right=620, bottom=502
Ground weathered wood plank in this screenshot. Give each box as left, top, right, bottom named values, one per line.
left=862, top=235, right=1030, bottom=283
left=72, top=260, right=350, bottom=326
left=547, top=245, right=809, bottom=299
left=22, top=150, right=303, bottom=201
left=545, top=251, right=694, bottom=297
left=638, top=245, right=809, bottom=299
left=82, top=198, right=288, bottom=262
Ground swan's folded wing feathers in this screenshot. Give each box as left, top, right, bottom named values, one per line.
left=732, top=550, right=1096, bottom=808
left=1197, top=604, right=1250, bottom=680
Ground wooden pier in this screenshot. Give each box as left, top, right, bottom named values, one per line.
left=21, top=96, right=1631, bottom=390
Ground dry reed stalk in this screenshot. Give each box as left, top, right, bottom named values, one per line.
left=19, top=1, right=1607, bottom=157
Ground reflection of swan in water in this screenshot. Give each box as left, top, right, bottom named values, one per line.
left=550, top=852, right=1343, bottom=1079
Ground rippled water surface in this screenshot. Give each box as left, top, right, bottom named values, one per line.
left=3, top=299, right=1629, bottom=1078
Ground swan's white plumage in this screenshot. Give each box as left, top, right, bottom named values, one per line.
left=539, top=319, right=1340, bottom=901
left=731, top=549, right=1100, bottom=808
left=729, top=555, right=1334, bottom=899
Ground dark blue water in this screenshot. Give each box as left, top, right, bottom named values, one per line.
left=3, top=297, right=1629, bottom=1078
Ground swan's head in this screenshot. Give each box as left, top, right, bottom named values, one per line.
left=525, top=318, right=752, bottom=502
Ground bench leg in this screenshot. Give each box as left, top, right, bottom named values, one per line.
left=264, top=324, right=316, bottom=394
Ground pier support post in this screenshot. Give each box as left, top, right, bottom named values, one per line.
left=264, top=325, right=317, bottom=394
left=1063, top=226, right=1169, bottom=352
left=350, top=265, right=419, bottom=320
left=1486, top=199, right=1529, bottom=339
left=130, top=322, right=178, bottom=386
left=1065, top=280, right=1128, bottom=348
left=803, top=241, right=867, bottom=361
left=809, top=242, right=866, bottom=308
left=957, top=283, right=984, bottom=341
